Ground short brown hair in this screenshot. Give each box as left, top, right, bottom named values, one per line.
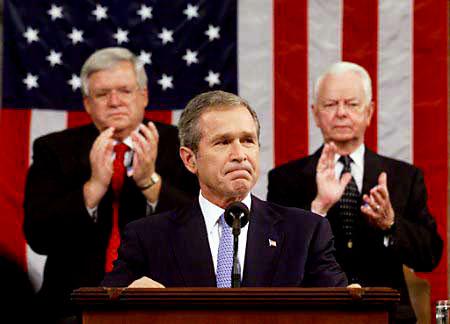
left=178, top=90, right=260, bottom=153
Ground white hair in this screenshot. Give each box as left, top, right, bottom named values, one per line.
left=80, top=47, right=147, bottom=97
left=313, top=61, right=372, bottom=105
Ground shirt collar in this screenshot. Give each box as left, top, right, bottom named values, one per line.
left=113, top=124, right=144, bottom=149
left=199, top=192, right=252, bottom=234
left=333, top=143, right=365, bottom=169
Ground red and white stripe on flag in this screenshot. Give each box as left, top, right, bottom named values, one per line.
left=0, top=0, right=447, bottom=310
left=271, top=0, right=448, bottom=311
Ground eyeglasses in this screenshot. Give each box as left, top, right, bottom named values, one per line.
left=319, top=100, right=366, bottom=113
left=90, top=86, right=140, bottom=102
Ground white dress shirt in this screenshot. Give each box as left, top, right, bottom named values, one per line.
left=198, top=192, right=251, bottom=279
left=334, top=144, right=365, bottom=192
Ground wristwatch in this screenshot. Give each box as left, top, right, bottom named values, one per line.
left=139, top=172, right=160, bottom=191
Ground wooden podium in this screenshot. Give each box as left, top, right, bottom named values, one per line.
left=72, top=287, right=399, bottom=324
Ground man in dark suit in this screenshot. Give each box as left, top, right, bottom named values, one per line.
left=23, top=47, right=199, bottom=321
left=102, top=90, right=347, bottom=289
left=267, top=62, right=443, bottom=323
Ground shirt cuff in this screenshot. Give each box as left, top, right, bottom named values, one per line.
left=311, top=207, right=327, bottom=217
left=86, top=205, right=98, bottom=222
left=147, top=200, right=158, bottom=215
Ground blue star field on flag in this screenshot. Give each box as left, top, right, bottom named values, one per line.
left=3, top=0, right=237, bottom=111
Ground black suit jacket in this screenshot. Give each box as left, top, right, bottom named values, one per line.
left=102, top=196, right=347, bottom=288
left=23, top=121, right=199, bottom=319
left=267, top=147, right=443, bottom=322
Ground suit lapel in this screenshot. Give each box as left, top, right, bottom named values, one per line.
left=170, top=200, right=216, bottom=287
left=362, top=148, right=383, bottom=195
left=357, top=148, right=386, bottom=236
left=242, top=196, right=284, bottom=287
left=304, top=148, right=321, bottom=181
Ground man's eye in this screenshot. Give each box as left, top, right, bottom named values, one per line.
left=119, top=88, right=133, bottom=95
left=346, top=102, right=360, bottom=110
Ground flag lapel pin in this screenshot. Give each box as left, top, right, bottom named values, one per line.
left=268, top=238, right=277, bottom=247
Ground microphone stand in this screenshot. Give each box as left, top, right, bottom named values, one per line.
left=224, top=201, right=249, bottom=288
left=231, top=217, right=241, bottom=288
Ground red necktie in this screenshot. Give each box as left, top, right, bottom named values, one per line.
left=105, top=143, right=129, bottom=272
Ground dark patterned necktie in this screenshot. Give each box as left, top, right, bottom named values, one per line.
left=216, top=214, right=233, bottom=288
left=105, top=143, right=129, bottom=272
left=338, top=155, right=359, bottom=249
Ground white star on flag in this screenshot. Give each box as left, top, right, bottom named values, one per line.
left=137, top=4, right=153, bottom=21
left=205, top=24, right=220, bottom=41
left=46, top=50, right=62, bottom=67
left=48, top=4, right=63, bottom=20
left=157, top=74, right=173, bottom=91
left=92, top=4, right=108, bottom=21
left=158, top=28, right=174, bottom=45
left=113, top=28, right=129, bottom=44
left=205, top=70, right=220, bottom=87
left=23, top=27, right=39, bottom=44
left=138, top=51, right=152, bottom=66
left=183, top=4, right=199, bottom=20
left=23, top=73, right=39, bottom=90
left=182, top=49, right=199, bottom=66
left=67, top=74, right=81, bottom=91
left=68, top=28, right=84, bottom=44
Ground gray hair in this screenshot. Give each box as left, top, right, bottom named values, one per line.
left=178, top=90, right=260, bottom=153
left=314, top=61, right=372, bottom=105
left=80, top=47, right=147, bottom=96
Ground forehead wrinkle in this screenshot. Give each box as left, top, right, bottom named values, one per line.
left=322, top=97, right=360, bottom=102
left=208, top=129, right=256, bottom=142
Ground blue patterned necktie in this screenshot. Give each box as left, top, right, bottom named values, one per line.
left=216, top=214, right=233, bottom=288
left=338, top=155, right=360, bottom=249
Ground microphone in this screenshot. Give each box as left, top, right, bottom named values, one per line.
left=224, top=201, right=249, bottom=235
left=224, top=202, right=250, bottom=288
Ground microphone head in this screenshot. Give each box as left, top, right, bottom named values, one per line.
left=224, top=201, right=249, bottom=229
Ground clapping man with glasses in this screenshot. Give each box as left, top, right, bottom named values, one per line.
left=23, top=47, right=199, bottom=322
left=267, top=62, right=442, bottom=324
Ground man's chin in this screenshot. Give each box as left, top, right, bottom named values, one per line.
left=229, top=180, right=253, bottom=195
left=106, top=119, right=133, bottom=134
left=108, top=117, right=129, bottom=128
left=329, top=133, right=355, bottom=143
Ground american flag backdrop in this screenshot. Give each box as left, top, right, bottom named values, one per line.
left=1, top=0, right=448, bottom=315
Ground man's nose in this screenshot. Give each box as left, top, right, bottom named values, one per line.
left=230, top=141, right=246, bottom=161
left=107, top=89, right=121, bottom=106
left=336, top=101, right=347, bottom=116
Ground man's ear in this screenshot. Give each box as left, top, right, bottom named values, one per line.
left=364, top=101, right=375, bottom=127
left=311, top=104, right=320, bottom=128
left=83, top=96, right=92, bottom=116
left=179, top=146, right=197, bottom=175
left=140, top=87, right=149, bottom=108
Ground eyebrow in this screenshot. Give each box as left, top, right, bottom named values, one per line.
left=322, top=98, right=361, bottom=103
left=210, top=131, right=257, bottom=142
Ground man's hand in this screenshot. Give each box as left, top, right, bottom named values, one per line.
left=128, top=276, right=165, bottom=288
left=131, top=122, right=161, bottom=203
left=361, top=172, right=395, bottom=230
left=83, top=127, right=115, bottom=208
left=131, top=122, right=158, bottom=186
left=311, top=142, right=352, bottom=215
